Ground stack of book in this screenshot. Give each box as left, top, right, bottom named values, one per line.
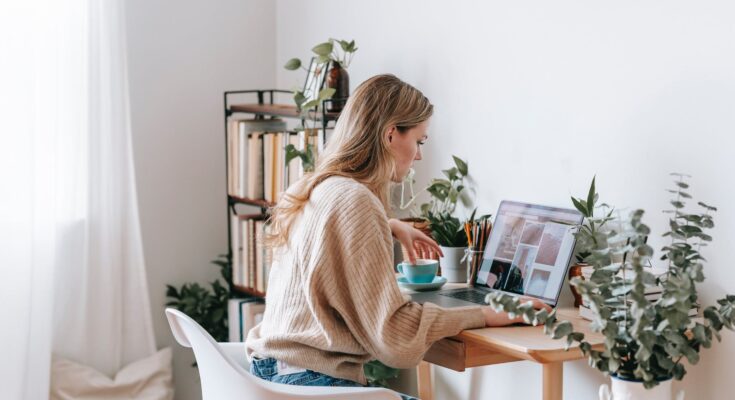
left=227, top=118, right=323, bottom=203
left=226, top=118, right=287, bottom=199
left=231, top=214, right=271, bottom=293
left=578, top=267, right=700, bottom=320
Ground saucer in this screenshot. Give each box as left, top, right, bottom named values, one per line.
left=397, top=276, right=447, bottom=292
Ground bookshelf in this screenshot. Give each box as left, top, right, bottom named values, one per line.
left=224, top=89, right=342, bottom=298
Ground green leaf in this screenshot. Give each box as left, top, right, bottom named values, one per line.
left=552, top=321, right=573, bottom=339
left=284, top=58, right=301, bottom=70
left=452, top=155, right=468, bottom=176
left=301, top=99, right=320, bottom=110
left=318, top=87, right=336, bottom=100
left=571, top=197, right=588, bottom=216
left=293, top=91, right=306, bottom=107
left=587, top=176, right=596, bottom=212
left=442, top=167, right=458, bottom=181
left=312, top=42, right=333, bottom=56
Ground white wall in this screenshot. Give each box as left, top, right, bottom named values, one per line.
left=125, top=1, right=275, bottom=399
left=275, top=1, right=735, bottom=398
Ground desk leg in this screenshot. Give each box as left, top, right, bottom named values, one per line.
left=417, top=361, right=434, bottom=400
left=542, top=362, right=563, bottom=400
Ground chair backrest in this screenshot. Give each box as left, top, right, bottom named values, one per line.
left=165, top=308, right=401, bottom=400
left=165, top=308, right=274, bottom=399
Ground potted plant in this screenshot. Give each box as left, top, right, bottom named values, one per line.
left=419, top=156, right=471, bottom=282
left=486, top=174, right=735, bottom=399
left=567, top=176, right=615, bottom=307
left=284, top=38, right=357, bottom=113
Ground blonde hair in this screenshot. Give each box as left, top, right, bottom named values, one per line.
left=266, top=74, right=433, bottom=248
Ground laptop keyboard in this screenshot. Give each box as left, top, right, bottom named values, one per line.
left=438, top=289, right=490, bottom=305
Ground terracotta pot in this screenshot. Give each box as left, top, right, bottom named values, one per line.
left=326, top=62, right=349, bottom=113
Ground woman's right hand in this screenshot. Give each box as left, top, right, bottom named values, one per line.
left=481, top=296, right=552, bottom=327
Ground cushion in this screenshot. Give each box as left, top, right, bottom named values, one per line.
left=50, top=348, right=174, bottom=400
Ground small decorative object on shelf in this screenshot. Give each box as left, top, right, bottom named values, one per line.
left=487, top=174, right=735, bottom=399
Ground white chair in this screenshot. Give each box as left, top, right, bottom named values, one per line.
left=165, top=308, right=401, bottom=399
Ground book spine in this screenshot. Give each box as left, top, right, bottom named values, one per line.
left=238, top=121, right=247, bottom=198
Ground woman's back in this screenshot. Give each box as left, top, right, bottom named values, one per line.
left=245, top=176, right=485, bottom=385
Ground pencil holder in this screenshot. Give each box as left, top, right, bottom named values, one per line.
left=464, top=249, right=484, bottom=286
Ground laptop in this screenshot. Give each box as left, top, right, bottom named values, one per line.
left=410, top=200, right=583, bottom=308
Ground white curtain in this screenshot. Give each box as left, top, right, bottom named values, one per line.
left=1, top=0, right=158, bottom=398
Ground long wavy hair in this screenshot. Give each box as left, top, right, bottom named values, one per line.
left=266, top=74, right=433, bottom=249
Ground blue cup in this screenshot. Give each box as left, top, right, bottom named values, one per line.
left=397, top=259, right=439, bottom=284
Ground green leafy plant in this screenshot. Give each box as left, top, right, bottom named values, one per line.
left=285, top=142, right=316, bottom=173
left=166, top=254, right=233, bottom=344
left=364, top=360, right=400, bottom=387
left=570, top=176, right=615, bottom=263
left=284, top=38, right=357, bottom=115
left=486, top=175, right=735, bottom=389
left=419, top=155, right=470, bottom=247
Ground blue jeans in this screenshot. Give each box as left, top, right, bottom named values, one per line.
left=250, top=357, right=418, bottom=400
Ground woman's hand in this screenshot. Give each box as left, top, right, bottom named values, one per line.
left=388, top=218, right=443, bottom=263
left=481, top=296, right=553, bottom=327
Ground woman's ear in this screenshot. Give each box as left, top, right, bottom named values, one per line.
left=385, top=126, right=395, bottom=143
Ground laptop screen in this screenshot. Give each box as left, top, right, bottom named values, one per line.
left=476, top=201, right=583, bottom=305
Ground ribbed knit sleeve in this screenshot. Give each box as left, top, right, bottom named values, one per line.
left=312, top=180, right=486, bottom=369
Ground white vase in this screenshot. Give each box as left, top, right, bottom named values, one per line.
left=439, top=246, right=466, bottom=283
left=599, top=376, right=685, bottom=400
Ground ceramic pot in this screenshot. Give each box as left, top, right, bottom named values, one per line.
left=599, top=376, right=684, bottom=400
left=439, top=246, right=467, bottom=283
left=326, top=62, right=349, bottom=112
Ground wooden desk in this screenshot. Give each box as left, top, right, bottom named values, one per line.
left=406, top=284, right=605, bottom=400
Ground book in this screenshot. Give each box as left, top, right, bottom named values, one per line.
left=263, top=133, right=273, bottom=203
left=247, top=132, right=264, bottom=199
left=230, top=215, right=241, bottom=286
left=227, top=298, right=265, bottom=342
left=238, top=121, right=247, bottom=197
left=255, top=219, right=265, bottom=293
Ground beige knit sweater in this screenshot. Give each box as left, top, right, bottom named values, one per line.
left=245, top=176, right=485, bottom=384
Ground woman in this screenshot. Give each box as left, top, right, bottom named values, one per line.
left=245, top=74, right=549, bottom=398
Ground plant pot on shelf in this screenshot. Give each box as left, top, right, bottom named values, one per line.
left=439, top=246, right=467, bottom=283
left=326, top=62, right=349, bottom=113
left=599, top=375, right=684, bottom=400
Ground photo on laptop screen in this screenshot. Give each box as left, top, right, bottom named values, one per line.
left=476, top=201, right=583, bottom=304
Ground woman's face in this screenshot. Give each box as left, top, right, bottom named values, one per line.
left=387, top=120, right=429, bottom=182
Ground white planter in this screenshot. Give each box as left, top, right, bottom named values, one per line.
left=599, top=376, right=684, bottom=400
left=439, top=246, right=467, bottom=283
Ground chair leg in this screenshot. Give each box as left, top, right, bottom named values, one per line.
left=417, top=361, right=434, bottom=400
